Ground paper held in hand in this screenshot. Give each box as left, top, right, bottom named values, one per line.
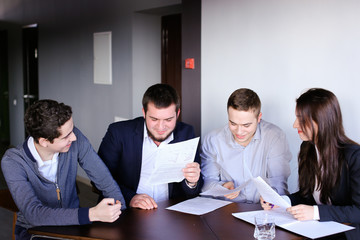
left=147, top=137, right=200, bottom=185
left=200, top=180, right=249, bottom=197
left=252, top=176, right=291, bottom=209
left=199, top=176, right=289, bottom=203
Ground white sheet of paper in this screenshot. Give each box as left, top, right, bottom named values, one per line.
left=233, top=209, right=355, bottom=239
left=200, top=180, right=249, bottom=197
left=148, top=137, right=200, bottom=185
left=233, top=208, right=297, bottom=226
left=252, top=176, right=291, bottom=208
left=283, top=220, right=354, bottom=239
left=166, top=196, right=232, bottom=215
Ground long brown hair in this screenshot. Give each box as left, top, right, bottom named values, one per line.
left=296, top=88, right=357, bottom=204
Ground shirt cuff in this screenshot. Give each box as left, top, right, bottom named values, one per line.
left=78, top=207, right=91, bottom=225
left=185, top=179, right=197, bottom=189
left=281, top=195, right=291, bottom=205
left=313, top=205, right=320, bottom=220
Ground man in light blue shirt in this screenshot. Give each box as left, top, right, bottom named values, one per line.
left=201, top=88, right=291, bottom=203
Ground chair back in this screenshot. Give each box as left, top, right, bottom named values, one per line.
left=0, top=189, right=19, bottom=240
left=0, top=189, right=19, bottom=212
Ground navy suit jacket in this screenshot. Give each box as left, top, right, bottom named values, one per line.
left=289, top=144, right=360, bottom=223
left=98, top=117, right=203, bottom=206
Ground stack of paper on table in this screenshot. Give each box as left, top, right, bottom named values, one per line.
left=233, top=209, right=354, bottom=239
left=232, top=176, right=354, bottom=239
left=166, top=196, right=232, bottom=215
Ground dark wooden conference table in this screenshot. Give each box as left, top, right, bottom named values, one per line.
left=27, top=199, right=314, bottom=240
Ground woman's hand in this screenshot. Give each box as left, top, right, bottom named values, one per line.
left=287, top=204, right=314, bottom=221
left=260, top=196, right=278, bottom=210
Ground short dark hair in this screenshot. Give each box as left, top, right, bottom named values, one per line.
left=24, top=99, right=72, bottom=143
left=227, top=88, right=261, bottom=116
left=142, top=84, right=180, bottom=113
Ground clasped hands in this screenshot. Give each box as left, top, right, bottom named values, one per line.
left=130, top=162, right=201, bottom=210
left=89, top=198, right=122, bottom=223
left=260, top=196, right=314, bottom=221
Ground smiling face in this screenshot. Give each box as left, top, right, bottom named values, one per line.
left=45, top=117, right=77, bottom=153
left=228, top=107, right=261, bottom=147
left=143, top=102, right=179, bottom=144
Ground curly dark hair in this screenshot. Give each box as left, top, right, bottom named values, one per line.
left=24, top=99, right=72, bottom=143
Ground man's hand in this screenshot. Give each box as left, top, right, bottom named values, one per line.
left=129, top=194, right=158, bottom=210
left=89, top=198, right=122, bottom=222
left=287, top=204, right=314, bottom=221
left=222, top=181, right=240, bottom=199
left=182, top=162, right=201, bottom=187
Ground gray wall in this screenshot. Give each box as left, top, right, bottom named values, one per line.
left=38, top=2, right=131, bottom=150
left=132, top=13, right=161, bottom=119
left=202, top=0, right=360, bottom=193
left=5, top=0, right=357, bottom=193
left=1, top=0, right=181, bottom=179
left=0, top=0, right=180, bottom=150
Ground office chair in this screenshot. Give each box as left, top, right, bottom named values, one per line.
left=0, top=189, right=19, bottom=240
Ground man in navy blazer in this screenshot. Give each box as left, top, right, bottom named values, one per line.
left=98, top=84, right=203, bottom=209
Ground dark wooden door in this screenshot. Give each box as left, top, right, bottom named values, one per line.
left=23, top=25, right=39, bottom=112
left=0, top=30, right=10, bottom=145
left=22, top=25, right=39, bottom=136
left=161, top=14, right=182, bottom=119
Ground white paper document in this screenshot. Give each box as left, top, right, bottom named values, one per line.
left=200, top=180, right=249, bottom=197
left=148, top=137, right=200, bottom=185
left=166, top=196, right=232, bottom=215
left=233, top=209, right=354, bottom=239
left=252, top=176, right=291, bottom=209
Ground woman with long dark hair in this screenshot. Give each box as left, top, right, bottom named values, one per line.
left=262, top=88, right=360, bottom=223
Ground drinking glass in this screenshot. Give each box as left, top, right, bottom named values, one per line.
left=254, top=212, right=275, bottom=240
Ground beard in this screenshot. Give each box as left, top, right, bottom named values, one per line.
left=146, top=125, right=173, bottom=143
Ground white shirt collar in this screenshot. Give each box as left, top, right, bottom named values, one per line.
left=28, top=137, right=59, bottom=164
left=27, top=137, right=59, bottom=182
